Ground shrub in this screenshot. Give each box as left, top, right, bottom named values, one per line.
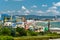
left=27, top=30, right=38, bottom=36
left=0, top=27, right=2, bottom=35
left=16, top=27, right=27, bottom=36
left=1, top=27, right=11, bottom=36
left=11, top=29, right=16, bottom=37
left=39, top=32, right=44, bottom=35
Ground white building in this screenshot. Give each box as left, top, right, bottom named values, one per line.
left=4, top=22, right=12, bottom=26
left=16, top=22, right=24, bottom=28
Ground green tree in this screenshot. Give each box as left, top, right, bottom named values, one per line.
left=16, top=27, right=27, bottom=36
left=2, top=27, right=11, bottom=36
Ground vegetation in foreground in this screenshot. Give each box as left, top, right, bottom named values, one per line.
left=0, top=26, right=60, bottom=40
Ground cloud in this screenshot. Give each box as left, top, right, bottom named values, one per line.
left=24, top=10, right=30, bottom=14
left=30, top=10, right=34, bottom=12
left=7, top=10, right=15, bottom=13
left=17, top=10, right=21, bottom=13
left=36, top=10, right=44, bottom=13
left=47, top=8, right=59, bottom=13
left=25, top=13, right=29, bottom=15
left=51, top=6, right=57, bottom=9
left=24, top=10, right=30, bottom=15
left=7, top=11, right=11, bottom=13
left=46, top=8, right=60, bottom=15
left=42, top=4, right=47, bottom=7
left=49, top=6, right=57, bottom=10
left=54, top=2, right=60, bottom=6
left=22, top=6, right=26, bottom=10
left=21, top=6, right=30, bottom=15
left=31, top=5, right=37, bottom=8
left=46, top=2, right=60, bottom=15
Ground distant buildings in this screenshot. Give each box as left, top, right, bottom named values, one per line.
left=0, top=14, right=60, bottom=32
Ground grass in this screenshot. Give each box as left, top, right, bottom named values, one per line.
left=13, top=35, right=60, bottom=40
left=0, top=36, right=13, bottom=40
left=0, top=35, right=60, bottom=40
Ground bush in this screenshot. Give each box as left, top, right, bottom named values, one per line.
left=11, top=29, right=16, bottom=37
left=0, top=27, right=2, bottom=35
left=27, top=30, right=38, bottom=36
left=44, top=32, right=58, bottom=36
left=16, top=27, right=27, bottom=36
left=1, top=27, right=11, bottom=36
left=39, top=32, right=44, bottom=35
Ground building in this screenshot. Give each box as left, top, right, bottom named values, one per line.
left=26, top=20, right=35, bottom=30
left=34, top=21, right=48, bottom=32
left=4, top=22, right=12, bottom=26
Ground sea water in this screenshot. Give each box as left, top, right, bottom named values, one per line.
left=36, top=21, right=60, bottom=28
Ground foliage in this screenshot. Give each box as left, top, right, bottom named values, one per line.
left=1, top=27, right=11, bottom=36
left=16, top=27, right=39, bottom=36
left=39, top=32, right=45, bottom=35
left=27, top=30, right=38, bottom=36
left=0, top=36, right=13, bottom=40
left=11, top=29, right=16, bottom=37
left=16, top=27, right=27, bottom=36
left=13, top=36, right=60, bottom=40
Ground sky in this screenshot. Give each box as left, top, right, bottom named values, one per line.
left=0, top=0, right=60, bottom=16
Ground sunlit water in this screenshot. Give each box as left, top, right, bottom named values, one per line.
left=36, top=21, right=60, bottom=28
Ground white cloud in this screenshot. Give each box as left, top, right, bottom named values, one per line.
left=30, top=10, right=34, bottom=12
left=24, top=10, right=30, bottom=13
left=36, top=10, right=44, bottom=13
left=21, top=5, right=31, bottom=15
left=46, top=10, right=51, bottom=13
left=21, top=6, right=30, bottom=14
left=7, top=11, right=11, bottom=13
left=22, top=6, right=26, bottom=10
left=51, top=6, right=57, bottom=9
left=24, top=10, right=30, bottom=15
left=49, top=6, right=57, bottom=10
left=17, top=10, right=21, bottom=13
left=54, top=2, right=60, bottom=6
left=7, top=10, right=15, bottom=13
left=25, top=13, right=29, bottom=15
left=51, top=10, right=59, bottom=13
left=32, top=5, right=37, bottom=8
left=46, top=2, right=59, bottom=15
left=46, top=9, right=60, bottom=15
left=42, top=4, right=47, bottom=7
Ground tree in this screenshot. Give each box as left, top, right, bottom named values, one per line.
left=2, top=27, right=11, bottom=35
left=16, top=27, right=27, bottom=36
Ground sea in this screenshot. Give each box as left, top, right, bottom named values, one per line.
left=35, top=21, right=60, bottom=28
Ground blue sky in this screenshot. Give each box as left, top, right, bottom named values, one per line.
left=0, top=0, right=60, bottom=16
